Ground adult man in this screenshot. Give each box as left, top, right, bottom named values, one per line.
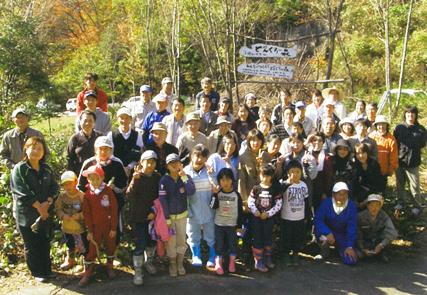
left=321, top=86, right=347, bottom=120
left=207, top=116, right=237, bottom=154
left=132, top=85, right=156, bottom=132
left=0, top=107, right=48, bottom=169
left=76, top=73, right=108, bottom=114
left=314, top=182, right=358, bottom=265
left=293, top=101, right=315, bottom=136
left=176, top=112, right=208, bottom=165
left=158, top=77, right=175, bottom=112
left=107, top=107, right=143, bottom=176
left=142, top=93, right=170, bottom=145
left=366, top=102, right=378, bottom=134
left=75, top=91, right=112, bottom=135
left=142, top=122, right=178, bottom=175
left=197, top=94, right=218, bottom=136
left=195, top=77, right=220, bottom=111
left=316, top=98, right=340, bottom=133
left=271, top=89, right=293, bottom=126
left=322, top=117, right=342, bottom=154
left=162, top=98, right=186, bottom=146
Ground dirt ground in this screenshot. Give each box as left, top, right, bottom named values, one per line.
left=1, top=227, right=426, bottom=295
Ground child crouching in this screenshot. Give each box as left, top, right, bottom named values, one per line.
left=248, top=164, right=282, bottom=272
left=55, top=171, right=87, bottom=271
left=210, top=168, right=243, bottom=275
left=79, top=165, right=118, bottom=287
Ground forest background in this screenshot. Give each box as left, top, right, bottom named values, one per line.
left=0, top=0, right=426, bottom=278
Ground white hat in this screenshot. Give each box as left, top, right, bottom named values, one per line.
left=332, top=182, right=349, bottom=193
left=322, top=86, right=343, bottom=100
left=140, top=150, right=158, bottom=161
left=323, top=97, right=336, bottom=106
left=161, top=77, right=173, bottom=85
left=367, top=194, right=383, bottom=203
left=245, top=93, right=257, bottom=100
left=216, top=116, right=232, bottom=125
left=153, top=93, right=168, bottom=102
left=166, top=153, right=180, bottom=164
left=116, top=107, right=132, bottom=117
left=94, top=136, right=114, bottom=148
left=374, top=115, right=389, bottom=126
left=12, top=107, right=29, bottom=118
left=60, top=171, right=77, bottom=184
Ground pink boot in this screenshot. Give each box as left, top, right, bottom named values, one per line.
left=229, top=255, right=236, bottom=273
left=215, top=256, right=224, bottom=275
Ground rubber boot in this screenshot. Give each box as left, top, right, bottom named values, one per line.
left=206, top=246, right=216, bottom=268
left=177, top=254, right=186, bottom=276
left=169, top=257, right=178, bottom=277
left=60, top=251, right=76, bottom=271
left=106, top=258, right=117, bottom=279
left=252, top=247, right=268, bottom=272
left=228, top=255, right=236, bottom=273
left=78, top=263, right=95, bottom=287
left=132, top=255, right=144, bottom=286
left=215, top=256, right=224, bottom=275
left=144, top=247, right=157, bottom=275
left=264, top=246, right=275, bottom=269
left=190, top=245, right=202, bottom=267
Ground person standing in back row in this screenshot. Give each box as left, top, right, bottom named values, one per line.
left=76, top=73, right=108, bottom=114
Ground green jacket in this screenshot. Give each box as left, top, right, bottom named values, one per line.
left=11, top=161, right=59, bottom=227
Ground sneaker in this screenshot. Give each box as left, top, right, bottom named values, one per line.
left=34, top=276, right=48, bottom=283
left=313, top=254, right=324, bottom=261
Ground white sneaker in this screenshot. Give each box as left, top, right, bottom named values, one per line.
left=34, top=276, right=48, bottom=283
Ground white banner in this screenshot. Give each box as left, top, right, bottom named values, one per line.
left=239, top=44, right=297, bottom=58
left=237, top=63, right=294, bottom=79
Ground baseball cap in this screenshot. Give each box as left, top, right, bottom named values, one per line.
left=60, top=171, right=77, bottom=184
left=84, top=91, right=97, bottom=99
left=140, top=85, right=153, bottom=93
left=151, top=122, right=167, bottom=133
left=116, top=107, right=132, bottom=117
left=161, top=77, right=173, bottom=85
left=12, top=107, right=29, bottom=118
left=82, top=165, right=105, bottom=177
left=185, top=112, right=201, bottom=124
left=153, top=93, right=168, bottom=102
left=332, top=182, right=349, bottom=193
left=216, top=116, right=232, bottom=125
left=140, top=150, right=158, bottom=161
left=367, top=194, right=383, bottom=203
left=166, top=153, right=180, bottom=164
left=295, top=101, right=306, bottom=108
left=94, top=136, right=114, bottom=148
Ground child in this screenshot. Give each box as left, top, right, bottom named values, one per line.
left=55, top=171, right=86, bottom=271
left=357, top=194, right=397, bottom=262
left=248, top=164, right=282, bottom=272
left=159, top=153, right=196, bottom=277
left=280, top=160, right=310, bottom=266
left=126, top=150, right=161, bottom=285
left=79, top=165, right=118, bottom=287
left=210, top=168, right=243, bottom=275
left=184, top=144, right=216, bottom=268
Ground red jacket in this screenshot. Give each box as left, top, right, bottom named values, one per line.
left=76, top=87, right=108, bottom=114
left=83, top=184, right=118, bottom=233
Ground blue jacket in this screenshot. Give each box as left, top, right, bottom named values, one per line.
left=184, top=165, right=214, bottom=224
left=142, top=109, right=170, bottom=145
left=159, top=173, right=196, bottom=220
left=314, top=197, right=357, bottom=249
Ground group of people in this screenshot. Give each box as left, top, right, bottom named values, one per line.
left=1, top=73, right=426, bottom=287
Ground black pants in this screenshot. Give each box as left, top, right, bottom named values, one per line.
left=280, top=219, right=305, bottom=253
left=215, top=225, right=237, bottom=256
left=19, top=225, right=52, bottom=277
left=251, top=216, right=274, bottom=249
left=132, top=222, right=155, bottom=256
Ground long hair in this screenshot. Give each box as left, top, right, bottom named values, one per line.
left=22, top=136, right=48, bottom=163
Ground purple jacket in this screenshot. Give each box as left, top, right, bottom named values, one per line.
left=159, top=174, right=196, bottom=219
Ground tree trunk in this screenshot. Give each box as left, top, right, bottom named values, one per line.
left=394, top=0, right=414, bottom=117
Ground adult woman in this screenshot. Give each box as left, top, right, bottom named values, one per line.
left=67, top=110, right=101, bottom=175
left=11, top=137, right=59, bottom=282
left=338, top=117, right=355, bottom=140
left=393, top=106, right=427, bottom=214
left=353, top=143, right=383, bottom=208
left=232, top=103, right=256, bottom=145
left=369, top=115, right=398, bottom=193
left=207, top=133, right=239, bottom=187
